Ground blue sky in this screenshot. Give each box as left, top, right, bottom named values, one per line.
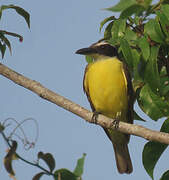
left=0, top=0, right=168, bottom=180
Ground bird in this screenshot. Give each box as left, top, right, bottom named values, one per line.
left=75, top=41, right=135, bottom=174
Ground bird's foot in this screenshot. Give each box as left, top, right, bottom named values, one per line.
left=91, top=111, right=101, bottom=124
left=112, top=112, right=121, bottom=129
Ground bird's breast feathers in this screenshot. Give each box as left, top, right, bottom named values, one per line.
left=84, top=57, right=128, bottom=119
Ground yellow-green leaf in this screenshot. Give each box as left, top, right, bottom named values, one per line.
left=73, top=153, right=86, bottom=177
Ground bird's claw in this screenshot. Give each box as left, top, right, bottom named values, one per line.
left=112, top=112, right=121, bottom=129
left=91, top=111, right=101, bottom=124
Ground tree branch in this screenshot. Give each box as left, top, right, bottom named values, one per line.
left=0, top=63, right=169, bottom=144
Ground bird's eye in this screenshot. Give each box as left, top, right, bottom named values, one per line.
left=100, top=45, right=106, bottom=49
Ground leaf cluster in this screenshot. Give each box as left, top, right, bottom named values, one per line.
left=33, top=152, right=86, bottom=180
left=3, top=138, right=86, bottom=180
left=0, top=4, right=30, bottom=58
left=99, top=0, right=169, bottom=179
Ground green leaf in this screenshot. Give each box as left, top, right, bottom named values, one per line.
left=111, top=20, right=120, bottom=39
left=143, top=141, right=166, bottom=180
left=0, top=41, right=6, bottom=59
left=54, top=169, right=76, bottom=180
left=154, top=18, right=166, bottom=42
left=4, top=141, right=17, bottom=176
left=0, top=32, right=12, bottom=55
left=120, top=4, right=145, bottom=18
left=108, top=38, right=120, bottom=47
left=105, top=0, right=136, bottom=12
left=144, top=19, right=165, bottom=43
left=0, top=5, right=30, bottom=28
left=133, top=111, right=146, bottom=121
left=131, top=49, right=141, bottom=81
left=144, top=46, right=160, bottom=93
left=138, top=35, right=150, bottom=61
left=2, top=31, right=23, bottom=41
left=73, top=153, right=86, bottom=177
left=160, top=76, right=169, bottom=96
left=138, top=84, right=169, bottom=120
left=85, top=55, right=93, bottom=63
left=160, top=170, right=169, bottom=180
left=156, top=10, right=169, bottom=37
left=133, top=16, right=140, bottom=26
left=118, top=19, right=126, bottom=36
left=124, top=27, right=137, bottom=42
left=139, top=0, right=152, bottom=8
left=161, top=0, right=169, bottom=4
left=120, top=38, right=133, bottom=69
left=133, top=79, right=144, bottom=93
left=161, top=4, right=169, bottom=21
left=32, top=172, right=45, bottom=180
left=38, top=152, right=55, bottom=172
left=99, top=16, right=115, bottom=32
left=111, top=19, right=126, bottom=39
left=104, top=21, right=114, bottom=39
left=3, top=36, right=11, bottom=55
left=142, top=118, right=169, bottom=179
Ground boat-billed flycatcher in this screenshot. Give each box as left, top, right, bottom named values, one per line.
left=76, top=41, right=134, bottom=174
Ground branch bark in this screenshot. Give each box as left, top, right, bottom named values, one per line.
left=0, top=63, right=169, bottom=144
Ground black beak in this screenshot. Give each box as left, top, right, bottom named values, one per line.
left=75, top=47, right=97, bottom=55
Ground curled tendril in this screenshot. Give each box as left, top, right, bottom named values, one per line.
left=2, top=117, right=39, bottom=150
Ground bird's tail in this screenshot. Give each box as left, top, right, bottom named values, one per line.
left=113, top=143, right=133, bottom=174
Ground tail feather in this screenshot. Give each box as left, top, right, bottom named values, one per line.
left=113, top=144, right=133, bottom=174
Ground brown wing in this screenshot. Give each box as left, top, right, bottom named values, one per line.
left=123, top=63, right=135, bottom=124
left=83, top=64, right=96, bottom=112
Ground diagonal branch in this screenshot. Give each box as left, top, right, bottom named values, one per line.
left=0, top=63, right=169, bottom=144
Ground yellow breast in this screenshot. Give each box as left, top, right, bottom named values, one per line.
left=84, top=57, right=128, bottom=120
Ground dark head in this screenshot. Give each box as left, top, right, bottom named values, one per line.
left=76, top=42, right=118, bottom=60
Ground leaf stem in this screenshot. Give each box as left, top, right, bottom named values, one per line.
left=1, top=130, right=54, bottom=176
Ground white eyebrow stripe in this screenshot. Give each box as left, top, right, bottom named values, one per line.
left=91, top=41, right=109, bottom=47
